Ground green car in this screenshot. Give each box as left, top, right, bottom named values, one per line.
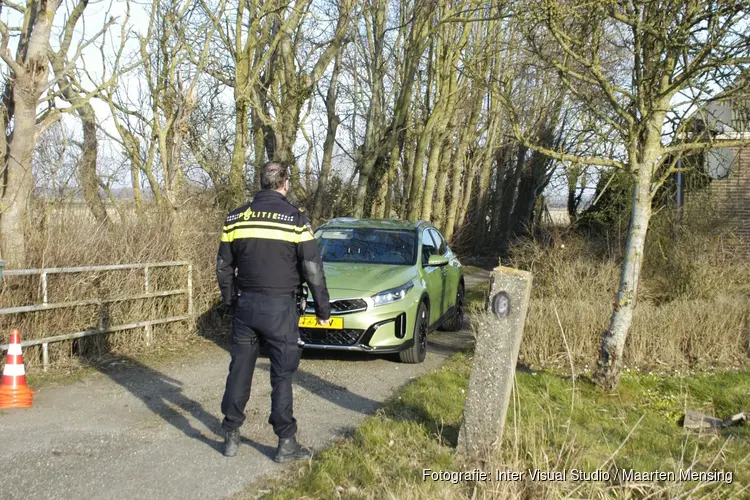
left=299, top=218, right=465, bottom=363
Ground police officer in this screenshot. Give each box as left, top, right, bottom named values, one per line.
left=216, top=161, right=331, bottom=462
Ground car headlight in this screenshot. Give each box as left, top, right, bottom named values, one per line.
left=371, top=281, right=414, bottom=307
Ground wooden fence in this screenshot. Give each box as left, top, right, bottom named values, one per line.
left=0, top=261, right=193, bottom=371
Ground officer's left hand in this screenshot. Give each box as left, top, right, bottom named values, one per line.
left=317, top=317, right=330, bottom=327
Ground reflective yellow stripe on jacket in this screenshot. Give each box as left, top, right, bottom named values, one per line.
left=222, top=220, right=305, bottom=233
left=221, top=222, right=314, bottom=243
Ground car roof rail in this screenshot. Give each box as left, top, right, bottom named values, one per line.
left=327, top=217, right=359, bottom=224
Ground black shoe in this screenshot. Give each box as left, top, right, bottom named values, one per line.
left=274, top=436, right=312, bottom=463
left=223, top=429, right=240, bottom=457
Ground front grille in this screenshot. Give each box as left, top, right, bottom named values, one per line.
left=330, top=299, right=367, bottom=313
left=305, top=298, right=367, bottom=315
left=299, top=328, right=364, bottom=346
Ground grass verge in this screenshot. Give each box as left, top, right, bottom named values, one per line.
left=249, top=355, right=750, bottom=499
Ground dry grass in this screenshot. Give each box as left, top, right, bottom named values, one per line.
left=3, top=195, right=749, bottom=375
left=506, top=207, right=750, bottom=372
left=0, top=201, right=225, bottom=370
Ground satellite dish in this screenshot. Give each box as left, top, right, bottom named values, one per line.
left=706, top=147, right=735, bottom=180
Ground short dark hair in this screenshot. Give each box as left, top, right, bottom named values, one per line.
left=260, top=162, right=289, bottom=190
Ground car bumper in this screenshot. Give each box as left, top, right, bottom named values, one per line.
left=299, top=292, right=421, bottom=352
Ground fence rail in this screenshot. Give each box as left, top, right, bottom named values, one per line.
left=0, top=261, right=194, bottom=371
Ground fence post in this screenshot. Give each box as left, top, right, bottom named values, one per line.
left=187, top=264, right=193, bottom=317
left=144, top=266, right=150, bottom=293
left=145, top=323, right=152, bottom=346
left=41, top=272, right=48, bottom=305
left=42, top=342, right=49, bottom=372
left=457, top=265, right=533, bottom=462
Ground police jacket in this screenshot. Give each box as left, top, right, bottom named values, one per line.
left=216, top=189, right=331, bottom=320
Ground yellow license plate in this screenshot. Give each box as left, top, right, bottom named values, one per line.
left=298, top=316, right=343, bottom=329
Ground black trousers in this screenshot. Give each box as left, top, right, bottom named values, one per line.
left=220, top=291, right=302, bottom=438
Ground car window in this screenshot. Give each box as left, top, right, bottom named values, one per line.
left=421, top=229, right=439, bottom=266
left=315, top=228, right=417, bottom=265
left=429, top=228, right=447, bottom=255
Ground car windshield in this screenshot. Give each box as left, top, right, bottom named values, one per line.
left=314, top=228, right=417, bottom=265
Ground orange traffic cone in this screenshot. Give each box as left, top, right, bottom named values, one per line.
left=0, top=329, right=35, bottom=408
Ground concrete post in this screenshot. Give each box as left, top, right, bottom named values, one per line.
left=457, top=265, right=533, bottom=461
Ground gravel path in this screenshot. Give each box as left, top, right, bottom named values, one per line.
left=0, top=327, right=476, bottom=500
left=0, top=267, right=489, bottom=500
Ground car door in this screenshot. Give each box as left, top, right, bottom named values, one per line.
left=431, top=228, right=460, bottom=313
left=420, top=228, right=444, bottom=325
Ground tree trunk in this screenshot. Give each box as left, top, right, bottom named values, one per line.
left=0, top=0, right=63, bottom=267
left=312, top=55, right=341, bottom=224
left=593, top=167, right=652, bottom=389
left=51, top=49, right=109, bottom=225
left=431, top=136, right=453, bottom=231
left=79, top=112, right=109, bottom=225
left=496, top=146, right=525, bottom=247
left=384, top=141, right=401, bottom=218
left=489, top=147, right=510, bottom=240
left=130, top=163, right=144, bottom=218
left=444, top=95, right=481, bottom=241
left=406, top=121, right=435, bottom=221
left=444, top=162, right=463, bottom=242
left=510, top=167, right=537, bottom=237
left=370, top=161, right=388, bottom=219
left=1, top=97, right=39, bottom=267
left=352, top=0, right=388, bottom=218
left=472, top=152, right=494, bottom=253
left=251, top=109, right=266, bottom=191
left=455, top=154, right=478, bottom=237
left=230, top=95, right=249, bottom=206
left=402, top=113, right=421, bottom=215
left=566, top=163, right=582, bottom=222
left=418, top=129, right=444, bottom=222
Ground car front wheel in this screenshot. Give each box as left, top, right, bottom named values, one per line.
left=399, top=301, right=428, bottom=363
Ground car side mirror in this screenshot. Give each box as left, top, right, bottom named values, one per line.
left=427, top=255, right=449, bottom=267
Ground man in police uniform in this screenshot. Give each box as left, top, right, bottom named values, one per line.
left=216, top=161, right=331, bottom=462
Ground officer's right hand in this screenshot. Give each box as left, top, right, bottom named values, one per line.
left=317, top=317, right=330, bottom=327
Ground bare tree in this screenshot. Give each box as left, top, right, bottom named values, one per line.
left=103, top=0, right=223, bottom=223
left=48, top=1, right=122, bottom=226
left=0, top=0, right=117, bottom=266
left=504, top=0, right=750, bottom=388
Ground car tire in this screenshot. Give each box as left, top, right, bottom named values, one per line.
left=440, top=281, right=464, bottom=332
left=399, top=301, right=428, bottom=364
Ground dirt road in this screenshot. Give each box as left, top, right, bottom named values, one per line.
left=0, top=267, right=489, bottom=499
left=0, top=329, right=475, bottom=500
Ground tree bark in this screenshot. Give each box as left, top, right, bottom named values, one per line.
left=353, top=0, right=388, bottom=218
left=78, top=111, right=109, bottom=225
left=312, top=54, right=341, bottom=224
left=230, top=94, right=249, bottom=206
left=431, top=135, right=453, bottom=231
left=455, top=154, right=478, bottom=238
left=0, top=102, right=37, bottom=266
left=495, top=146, right=525, bottom=246
left=130, top=163, right=144, bottom=218
left=444, top=162, right=464, bottom=242
left=489, top=146, right=511, bottom=241
left=472, top=149, right=495, bottom=253
left=384, top=140, right=401, bottom=218
left=592, top=164, right=652, bottom=389
left=251, top=109, right=265, bottom=191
